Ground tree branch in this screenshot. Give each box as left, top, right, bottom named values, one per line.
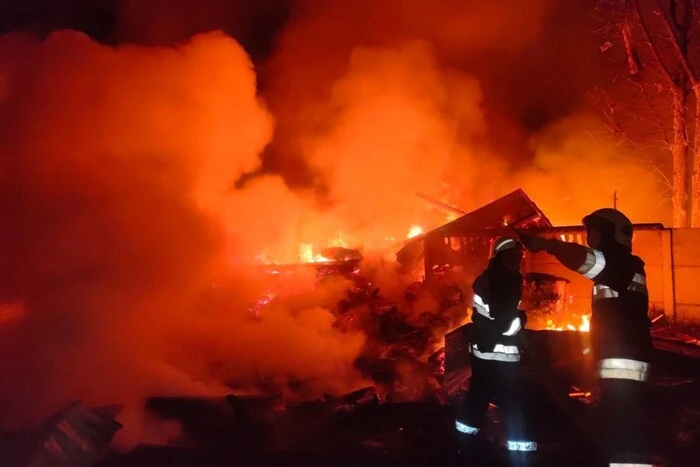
left=622, top=21, right=642, bottom=75
left=637, top=80, right=673, bottom=145
left=653, top=0, right=700, bottom=87
left=632, top=0, right=678, bottom=88
left=585, top=127, right=673, bottom=190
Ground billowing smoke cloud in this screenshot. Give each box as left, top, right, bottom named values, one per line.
left=262, top=0, right=553, bottom=182
left=261, top=0, right=667, bottom=226
left=0, top=30, right=365, bottom=446
left=0, top=0, right=671, bottom=450
left=515, top=114, right=670, bottom=225
left=295, top=41, right=488, bottom=246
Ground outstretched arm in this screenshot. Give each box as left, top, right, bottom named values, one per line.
left=520, top=235, right=605, bottom=279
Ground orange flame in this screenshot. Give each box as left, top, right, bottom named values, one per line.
left=299, top=243, right=332, bottom=263
left=546, top=314, right=590, bottom=332
left=256, top=232, right=353, bottom=265
left=407, top=225, right=424, bottom=239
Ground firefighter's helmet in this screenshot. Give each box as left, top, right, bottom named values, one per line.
left=582, top=208, right=633, bottom=249
left=491, top=236, right=523, bottom=258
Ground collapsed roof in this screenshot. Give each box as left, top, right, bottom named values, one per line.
left=397, top=189, right=551, bottom=265
left=428, top=188, right=552, bottom=237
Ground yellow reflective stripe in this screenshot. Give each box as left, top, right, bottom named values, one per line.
left=578, top=248, right=606, bottom=279
left=507, top=440, right=538, bottom=452
left=472, top=344, right=520, bottom=362
left=455, top=420, right=480, bottom=435
left=631, top=273, right=646, bottom=285
left=593, top=284, right=618, bottom=300
left=494, top=344, right=519, bottom=354
left=502, top=317, right=522, bottom=336
left=598, top=358, right=649, bottom=382
left=472, top=294, right=493, bottom=319
left=593, top=273, right=648, bottom=301
left=495, top=237, right=516, bottom=254
left=627, top=273, right=648, bottom=294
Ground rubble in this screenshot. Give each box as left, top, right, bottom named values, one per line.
left=98, top=305, right=700, bottom=467
left=331, top=387, right=383, bottom=414
left=521, top=273, right=570, bottom=326
left=0, top=402, right=122, bottom=467
left=94, top=190, right=700, bottom=465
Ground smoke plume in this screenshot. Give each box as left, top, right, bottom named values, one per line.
left=0, top=0, right=673, bottom=449
left=261, top=0, right=667, bottom=225
left=515, top=114, right=669, bottom=224
left=0, top=30, right=365, bottom=446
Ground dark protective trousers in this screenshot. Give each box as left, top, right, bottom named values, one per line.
left=456, top=354, right=531, bottom=444
left=599, top=378, right=653, bottom=465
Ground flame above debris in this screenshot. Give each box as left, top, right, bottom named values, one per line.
left=407, top=225, right=424, bottom=239
left=0, top=0, right=670, bottom=446
left=545, top=314, right=591, bottom=332
left=299, top=244, right=332, bottom=263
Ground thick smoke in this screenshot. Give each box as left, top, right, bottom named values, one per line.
left=514, top=114, right=669, bottom=224
left=0, top=0, right=673, bottom=449
left=262, top=0, right=668, bottom=225
left=0, top=30, right=365, bottom=446
left=297, top=41, right=488, bottom=246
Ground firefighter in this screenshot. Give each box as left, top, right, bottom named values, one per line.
left=455, top=236, right=537, bottom=458
left=518, top=208, right=654, bottom=467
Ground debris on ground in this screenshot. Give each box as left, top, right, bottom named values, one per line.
left=0, top=402, right=122, bottom=467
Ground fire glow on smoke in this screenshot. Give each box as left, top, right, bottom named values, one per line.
left=0, top=0, right=666, bottom=445
left=258, top=225, right=427, bottom=265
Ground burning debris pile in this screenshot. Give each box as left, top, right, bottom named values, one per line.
left=241, top=189, right=596, bottom=406
left=0, top=26, right=629, bottom=456
left=522, top=273, right=590, bottom=332
left=336, top=282, right=462, bottom=403
left=248, top=257, right=465, bottom=404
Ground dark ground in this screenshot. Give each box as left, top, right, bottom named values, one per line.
left=97, top=334, right=700, bottom=467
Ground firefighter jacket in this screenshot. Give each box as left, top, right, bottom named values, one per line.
left=469, top=260, right=525, bottom=363
left=544, top=240, right=653, bottom=381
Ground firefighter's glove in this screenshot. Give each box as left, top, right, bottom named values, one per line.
left=519, top=233, right=550, bottom=253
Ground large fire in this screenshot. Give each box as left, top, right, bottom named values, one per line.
left=0, top=5, right=662, bottom=448
left=299, top=243, right=333, bottom=263
left=545, top=314, right=591, bottom=332
left=257, top=224, right=430, bottom=265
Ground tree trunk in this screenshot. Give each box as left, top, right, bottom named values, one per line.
left=671, top=87, right=690, bottom=227
left=692, top=89, right=700, bottom=227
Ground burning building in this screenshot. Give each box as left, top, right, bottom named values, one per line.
left=397, top=189, right=583, bottom=330
left=396, top=189, right=667, bottom=332
left=397, top=189, right=551, bottom=281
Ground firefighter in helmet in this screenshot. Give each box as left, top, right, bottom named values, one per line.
left=519, top=208, right=654, bottom=466
left=455, top=236, right=537, bottom=458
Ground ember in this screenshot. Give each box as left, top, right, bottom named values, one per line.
left=249, top=292, right=276, bottom=318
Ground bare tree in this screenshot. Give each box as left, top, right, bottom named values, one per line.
left=595, top=0, right=700, bottom=227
